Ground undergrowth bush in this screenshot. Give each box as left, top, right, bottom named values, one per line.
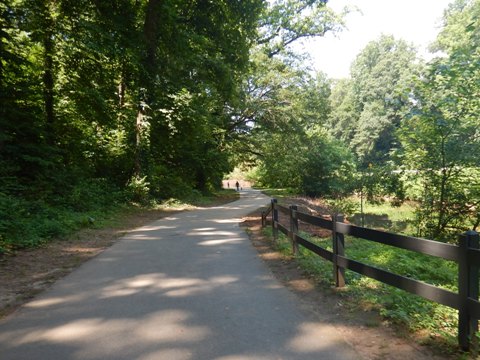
left=126, top=175, right=150, bottom=204
left=0, top=192, right=39, bottom=252
left=0, top=179, right=235, bottom=255
left=67, top=178, right=124, bottom=211
left=0, top=178, right=125, bottom=254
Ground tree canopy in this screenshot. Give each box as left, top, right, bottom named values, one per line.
left=329, top=35, right=419, bottom=166
left=3, top=0, right=480, bottom=251
left=0, top=0, right=348, bottom=251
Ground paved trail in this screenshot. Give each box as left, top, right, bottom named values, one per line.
left=0, top=189, right=360, bottom=360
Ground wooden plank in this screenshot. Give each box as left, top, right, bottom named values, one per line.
left=458, top=231, right=480, bottom=350
left=296, top=212, right=333, bottom=230
left=467, top=248, right=480, bottom=265
left=264, top=205, right=272, bottom=217
left=276, top=204, right=290, bottom=215
left=272, top=199, right=278, bottom=240
left=295, top=234, right=333, bottom=262
left=467, top=298, right=480, bottom=319
left=291, top=205, right=299, bottom=256
left=335, top=222, right=460, bottom=262
left=336, top=256, right=460, bottom=309
left=277, top=223, right=289, bottom=236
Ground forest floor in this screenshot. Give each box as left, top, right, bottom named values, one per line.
left=0, top=195, right=459, bottom=359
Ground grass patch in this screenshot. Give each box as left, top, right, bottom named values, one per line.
left=360, top=200, right=417, bottom=222
left=348, top=198, right=417, bottom=235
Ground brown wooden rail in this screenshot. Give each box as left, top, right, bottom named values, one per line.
left=262, top=198, right=480, bottom=351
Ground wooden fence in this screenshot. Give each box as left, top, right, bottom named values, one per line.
left=261, top=198, right=480, bottom=350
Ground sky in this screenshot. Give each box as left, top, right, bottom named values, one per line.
left=298, top=0, right=453, bottom=79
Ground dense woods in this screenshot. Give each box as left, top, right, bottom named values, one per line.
left=0, top=0, right=343, bottom=252
left=1, top=0, right=257, bottom=251
left=2, top=0, right=260, bottom=195
left=1, top=0, right=479, bottom=252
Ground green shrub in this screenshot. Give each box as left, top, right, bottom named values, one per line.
left=0, top=192, right=40, bottom=253
left=67, top=178, right=123, bottom=211
left=148, top=165, right=194, bottom=199
left=126, top=175, right=150, bottom=203
left=0, top=178, right=126, bottom=254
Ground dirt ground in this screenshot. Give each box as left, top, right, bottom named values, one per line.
left=0, top=197, right=461, bottom=359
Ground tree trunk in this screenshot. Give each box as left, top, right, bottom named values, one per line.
left=143, top=0, right=162, bottom=77
left=360, top=185, right=364, bottom=227
left=133, top=0, right=163, bottom=177
left=118, top=72, right=126, bottom=108
left=134, top=107, right=145, bottom=177
left=0, top=11, right=4, bottom=90
left=42, top=2, right=55, bottom=144
left=435, top=135, right=448, bottom=239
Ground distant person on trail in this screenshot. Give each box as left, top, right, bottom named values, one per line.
left=227, top=182, right=230, bottom=188
left=235, top=181, right=240, bottom=191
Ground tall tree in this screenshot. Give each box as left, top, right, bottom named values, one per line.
left=329, top=35, right=419, bottom=166
left=399, top=0, right=480, bottom=240
left=432, top=0, right=480, bottom=54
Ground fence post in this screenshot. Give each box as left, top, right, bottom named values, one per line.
left=332, top=214, right=346, bottom=288
left=261, top=211, right=266, bottom=227
left=458, top=230, right=480, bottom=350
left=289, top=205, right=299, bottom=256
left=271, top=198, right=278, bottom=242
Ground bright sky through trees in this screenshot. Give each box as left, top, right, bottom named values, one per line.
left=300, top=0, right=453, bottom=78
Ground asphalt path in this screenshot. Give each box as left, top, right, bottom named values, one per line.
left=0, top=189, right=360, bottom=359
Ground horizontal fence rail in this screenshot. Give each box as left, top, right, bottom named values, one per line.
left=263, top=198, right=480, bottom=350
left=296, top=212, right=333, bottom=230
left=277, top=223, right=289, bottom=236
left=335, top=222, right=460, bottom=262
left=295, top=233, right=333, bottom=262
left=276, top=204, right=290, bottom=215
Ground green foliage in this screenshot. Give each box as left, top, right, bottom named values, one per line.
left=324, top=4, right=480, bottom=243
left=229, top=1, right=347, bottom=195
left=0, top=179, right=126, bottom=254
left=324, top=198, right=358, bottom=218
left=399, top=27, right=480, bottom=240
left=300, top=130, right=356, bottom=197
left=0, top=178, right=238, bottom=254
left=432, top=0, right=480, bottom=54
left=237, top=52, right=356, bottom=197
left=329, top=35, right=419, bottom=166
left=0, top=0, right=266, bottom=251
left=257, top=187, right=298, bottom=199
left=349, top=198, right=416, bottom=234
left=257, top=0, right=346, bottom=58
left=126, top=175, right=150, bottom=204
left=251, top=127, right=357, bottom=197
